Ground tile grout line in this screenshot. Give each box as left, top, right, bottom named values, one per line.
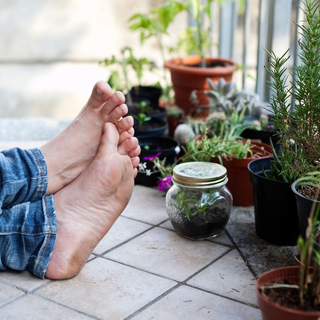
left=124, top=247, right=259, bottom=319
left=0, top=292, right=26, bottom=310
left=224, top=228, right=258, bottom=279
left=32, top=293, right=100, bottom=319
left=122, top=247, right=234, bottom=319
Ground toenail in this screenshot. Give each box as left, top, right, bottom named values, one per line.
left=96, top=87, right=104, bottom=95
left=114, top=91, right=124, bottom=102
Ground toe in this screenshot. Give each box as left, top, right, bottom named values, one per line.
left=86, top=81, right=113, bottom=110
left=101, top=92, right=126, bottom=120
left=107, top=104, right=128, bottom=123
left=119, top=128, right=134, bottom=145
left=97, top=123, right=119, bottom=156
left=131, top=156, right=140, bottom=169
left=116, top=116, right=133, bottom=134
left=118, top=137, right=139, bottom=156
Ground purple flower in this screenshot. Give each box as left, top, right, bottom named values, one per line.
left=157, top=175, right=173, bottom=192
left=143, top=152, right=162, bottom=161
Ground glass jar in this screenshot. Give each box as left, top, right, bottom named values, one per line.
left=166, top=162, right=233, bottom=240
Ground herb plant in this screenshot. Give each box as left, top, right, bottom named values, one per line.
left=100, top=47, right=153, bottom=105
left=264, top=0, right=320, bottom=182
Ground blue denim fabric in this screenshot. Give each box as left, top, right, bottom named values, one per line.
left=0, top=148, right=56, bottom=278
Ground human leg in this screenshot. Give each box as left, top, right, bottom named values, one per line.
left=0, top=195, right=56, bottom=279
left=0, top=122, right=137, bottom=279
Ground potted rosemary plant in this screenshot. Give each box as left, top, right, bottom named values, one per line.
left=248, top=0, right=320, bottom=246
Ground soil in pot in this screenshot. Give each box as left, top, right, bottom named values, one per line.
left=256, top=266, right=320, bottom=319
left=128, top=105, right=167, bottom=121
left=185, top=60, right=228, bottom=68
left=170, top=205, right=230, bottom=240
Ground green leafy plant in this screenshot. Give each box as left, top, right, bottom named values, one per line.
left=264, top=0, right=320, bottom=182
left=100, top=47, right=153, bottom=105
left=133, top=113, right=151, bottom=127
left=172, top=187, right=218, bottom=220
left=128, top=2, right=185, bottom=101
left=178, top=130, right=256, bottom=164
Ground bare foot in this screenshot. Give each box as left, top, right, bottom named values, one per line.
left=45, top=123, right=135, bottom=280
left=40, top=81, right=139, bottom=195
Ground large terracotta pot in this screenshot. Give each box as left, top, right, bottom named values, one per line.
left=164, top=55, right=237, bottom=116
left=256, top=266, right=320, bottom=320
left=213, top=141, right=272, bottom=206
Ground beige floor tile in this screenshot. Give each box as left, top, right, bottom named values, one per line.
left=187, top=249, right=257, bottom=306
left=0, top=282, right=24, bottom=307
left=132, top=285, right=261, bottom=320
left=122, top=185, right=169, bottom=224
left=133, top=286, right=261, bottom=320
left=36, top=257, right=176, bottom=319
left=209, top=231, right=234, bottom=246
left=93, top=216, right=151, bottom=255
left=106, top=227, right=230, bottom=282
left=0, top=294, right=91, bottom=319
left=0, top=270, right=50, bottom=292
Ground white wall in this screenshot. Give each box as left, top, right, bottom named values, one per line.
left=0, top=0, right=187, bottom=118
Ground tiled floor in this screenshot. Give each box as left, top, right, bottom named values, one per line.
left=0, top=180, right=262, bottom=319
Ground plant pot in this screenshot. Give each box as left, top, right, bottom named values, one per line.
left=166, top=115, right=183, bottom=138
left=128, top=105, right=167, bottom=121
left=164, top=55, right=237, bottom=116
left=129, top=85, right=162, bottom=105
left=134, top=118, right=168, bottom=137
left=213, top=141, right=272, bottom=206
left=241, top=128, right=281, bottom=154
left=256, top=266, right=320, bottom=320
left=248, top=157, right=299, bottom=245
left=136, top=136, right=180, bottom=187
left=291, top=178, right=320, bottom=239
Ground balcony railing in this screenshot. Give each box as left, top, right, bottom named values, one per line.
left=205, top=0, right=302, bottom=102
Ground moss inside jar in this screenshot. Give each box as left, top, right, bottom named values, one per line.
left=166, top=162, right=233, bottom=240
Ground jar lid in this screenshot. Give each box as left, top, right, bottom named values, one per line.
left=172, top=162, right=228, bottom=188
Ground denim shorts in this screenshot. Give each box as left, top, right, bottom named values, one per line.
left=0, top=148, right=56, bottom=278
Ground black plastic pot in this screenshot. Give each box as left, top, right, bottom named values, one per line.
left=241, top=115, right=281, bottom=155
left=291, top=178, right=320, bottom=239
left=128, top=105, right=167, bottom=121
left=248, top=157, right=299, bottom=245
left=130, top=85, right=162, bottom=105
left=134, top=118, right=168, bottom=138
left=135, top=136, right=180, bottom=187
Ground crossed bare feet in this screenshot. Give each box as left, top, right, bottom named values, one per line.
left=41, top=81, right=140, bottom=279
left=41, top=80, right=140, bottom=195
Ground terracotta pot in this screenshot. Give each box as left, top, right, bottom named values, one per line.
left=256, top=266, right=320, bottom=320
left=213, top=141, right=272, bottom=206
left=166, top=115, right=182, bottom=137
left=164, top=55, right=237, bottom=116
